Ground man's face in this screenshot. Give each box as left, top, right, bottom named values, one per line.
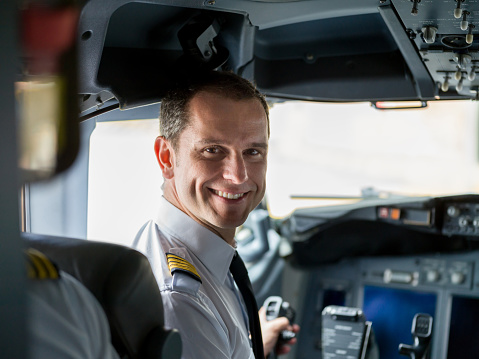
left=163, top=91, right=268, bottom=241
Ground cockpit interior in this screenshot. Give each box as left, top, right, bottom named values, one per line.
left=3, top=0, right=479, bottom=358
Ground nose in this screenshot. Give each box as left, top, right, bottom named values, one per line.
left=223, top=153, right=248, bottom=184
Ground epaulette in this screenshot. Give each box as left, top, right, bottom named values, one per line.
left=166, top=253, right=202, bottom=283
left=25, top=248, right=60, bottom=280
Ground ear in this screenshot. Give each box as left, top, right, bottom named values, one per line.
left=154, top=136, right=175, bottom=179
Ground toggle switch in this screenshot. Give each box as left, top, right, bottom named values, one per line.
left=455, top=0, right=465, bottom=19
left=421, top=26, right=438, bottom=43
left=455, top=67, right=462, bottom=80
left=461, top=10, right=470, bottom=31
left=456, top=75, right=464, bottom=91
left=466, top=24, right=475, bottom=44
left=441, top=74, right=450, bottom=92
left=453, top=53, right=472, bottom=69
left=468, top=65, right=476, bottom=81
left=411, top=0, right=421, bottom=16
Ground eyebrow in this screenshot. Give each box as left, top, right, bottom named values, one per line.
left=197, top=139, right=268, bottom=149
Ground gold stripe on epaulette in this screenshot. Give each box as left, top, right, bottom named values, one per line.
left=166, top=253, right=201, bottom=283
left=26, top=248, right=59, bottom=280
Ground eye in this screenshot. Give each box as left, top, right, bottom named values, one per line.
left=245, top=149, right=260, bottom=156
left=205, top=147, right=219, bottom=154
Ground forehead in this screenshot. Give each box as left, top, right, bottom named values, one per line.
left=184, top=91, right=268, bottom=142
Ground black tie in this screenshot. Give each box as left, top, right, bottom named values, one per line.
left=230, top=251, right=264, bottom=359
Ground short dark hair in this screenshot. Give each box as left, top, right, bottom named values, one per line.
left=159, top=71, right=269, bottom=149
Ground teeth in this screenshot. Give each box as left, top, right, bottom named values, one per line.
left=214, top=190, right=244, bottom=200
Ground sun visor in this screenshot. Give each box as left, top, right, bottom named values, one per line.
left=17, top=1, right=80, bottom=182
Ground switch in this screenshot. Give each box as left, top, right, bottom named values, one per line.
left=422, top=26, right=438, bottom=44
left=468, top=65, right=476, bottom=81
left=455, top=67, right=462, bottom=80
left=466, top=24, right=475, bottom=44
left=455, top=0, right=465, bottom=19
left=441, top=75, right=450, bottom=92
left=456, top=76, right=464, bottom=92
left=461, top=10, right=470, bottom=31
left=453, top=53, right=472, bottom=69
left=411, top=0, right=421, bottom=15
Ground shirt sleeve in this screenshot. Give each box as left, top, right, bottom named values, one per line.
left=162, top=288, right=233, bottom=359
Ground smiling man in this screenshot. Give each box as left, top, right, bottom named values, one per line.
left=133, top=71, right=298, bottom=359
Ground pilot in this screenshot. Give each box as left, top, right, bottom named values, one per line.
left=133, top=71, right=299, bottom=358
left=26, top=248, right=119, bottom=359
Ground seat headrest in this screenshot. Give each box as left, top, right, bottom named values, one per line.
left=23, top=232, right=181, bottom=359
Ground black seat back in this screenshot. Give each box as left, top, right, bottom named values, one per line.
left=23, top=232, right=181, bottom=359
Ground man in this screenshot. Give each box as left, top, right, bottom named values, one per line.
left=26, top=249, right=119, bottom=359
left=133, top=71, right=299, bottom=358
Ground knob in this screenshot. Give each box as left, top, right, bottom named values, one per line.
left=441, top=74, right=450, bottom=92
left=426, top=270, right=440, bottom=282
left=466, top=24, right=475, bottom=44
left=455, top=0, right=465, bottom=19
left=450, top=271, right=465, bottom=284
left=422, top=26, right=438, bottom=43
left=447, top=205, right=460, bottom=217
left=411, top=0, right=421, bottom=15
left=458, top=215, right=470, bottom=227
left=473, top=216, right=479, bottom=227
left=461, top=10, right=470, bottom=31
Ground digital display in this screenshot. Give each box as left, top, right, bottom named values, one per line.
left=322, top=289, right=346, bottom=309
left=362, top=286, right=436, bottom=359
left=447, top=296, right=479, bottom=358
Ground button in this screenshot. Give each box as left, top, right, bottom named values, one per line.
left=426, top=270, right=440, bottom=283
left=450, top=271, right=465, bottom=285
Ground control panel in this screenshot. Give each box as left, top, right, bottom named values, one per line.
left=364, top=257, right=474, bottom=290
left=296, top=246, right=479, bottom=359
left=390, top=0, right=479, bottom=99
left=443, top=202, right=479, bottom=237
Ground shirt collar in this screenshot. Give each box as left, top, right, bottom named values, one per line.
left=155, top=196, right=235, bottom=284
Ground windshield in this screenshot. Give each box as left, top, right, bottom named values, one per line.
left=266, top=100, right=479, bottom=218
left=88, top=100, right=479, bottom=244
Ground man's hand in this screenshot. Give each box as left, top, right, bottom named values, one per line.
left=259, top=307, right=300, bottom=357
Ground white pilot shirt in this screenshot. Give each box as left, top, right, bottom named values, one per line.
left=133, top=196, right=255, bottom=359
left=27, top=271, right=120, bottom=359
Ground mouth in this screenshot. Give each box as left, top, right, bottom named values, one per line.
left=212, top=189, right=246, bottom=200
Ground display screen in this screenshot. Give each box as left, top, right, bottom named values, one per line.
left=362, top=286, right=436, bottom=359
left=447, top=296, right=479, bottom=358
left=322, top=288, right=346, bottom=308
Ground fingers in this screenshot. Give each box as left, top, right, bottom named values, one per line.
left=259, top=307, right=290, bottom=332
left=259, top=305, right=301, bottom=357
left=259, top=306, right=266, bottom=320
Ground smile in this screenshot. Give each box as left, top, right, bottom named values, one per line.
left=213, top=190, right=245, bottom=200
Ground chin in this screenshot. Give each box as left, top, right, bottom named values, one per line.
left=214, top=216, right=248, bottom=230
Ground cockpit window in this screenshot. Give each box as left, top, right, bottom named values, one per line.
left=88, top=100, right=479, bottom=244
left=266, top=100, right=479, bottom=218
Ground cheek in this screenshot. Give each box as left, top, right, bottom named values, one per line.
left=250, top=162, right=267, bottom=184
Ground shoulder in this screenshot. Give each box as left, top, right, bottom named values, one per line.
left=25, top=248, right=60, bottom=280
left=166, top=252, right=202, bottom=297
left=132, top=222, right=203, bottom=296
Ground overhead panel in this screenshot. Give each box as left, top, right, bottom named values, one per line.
left=390, top=0, right=479, bottom=99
